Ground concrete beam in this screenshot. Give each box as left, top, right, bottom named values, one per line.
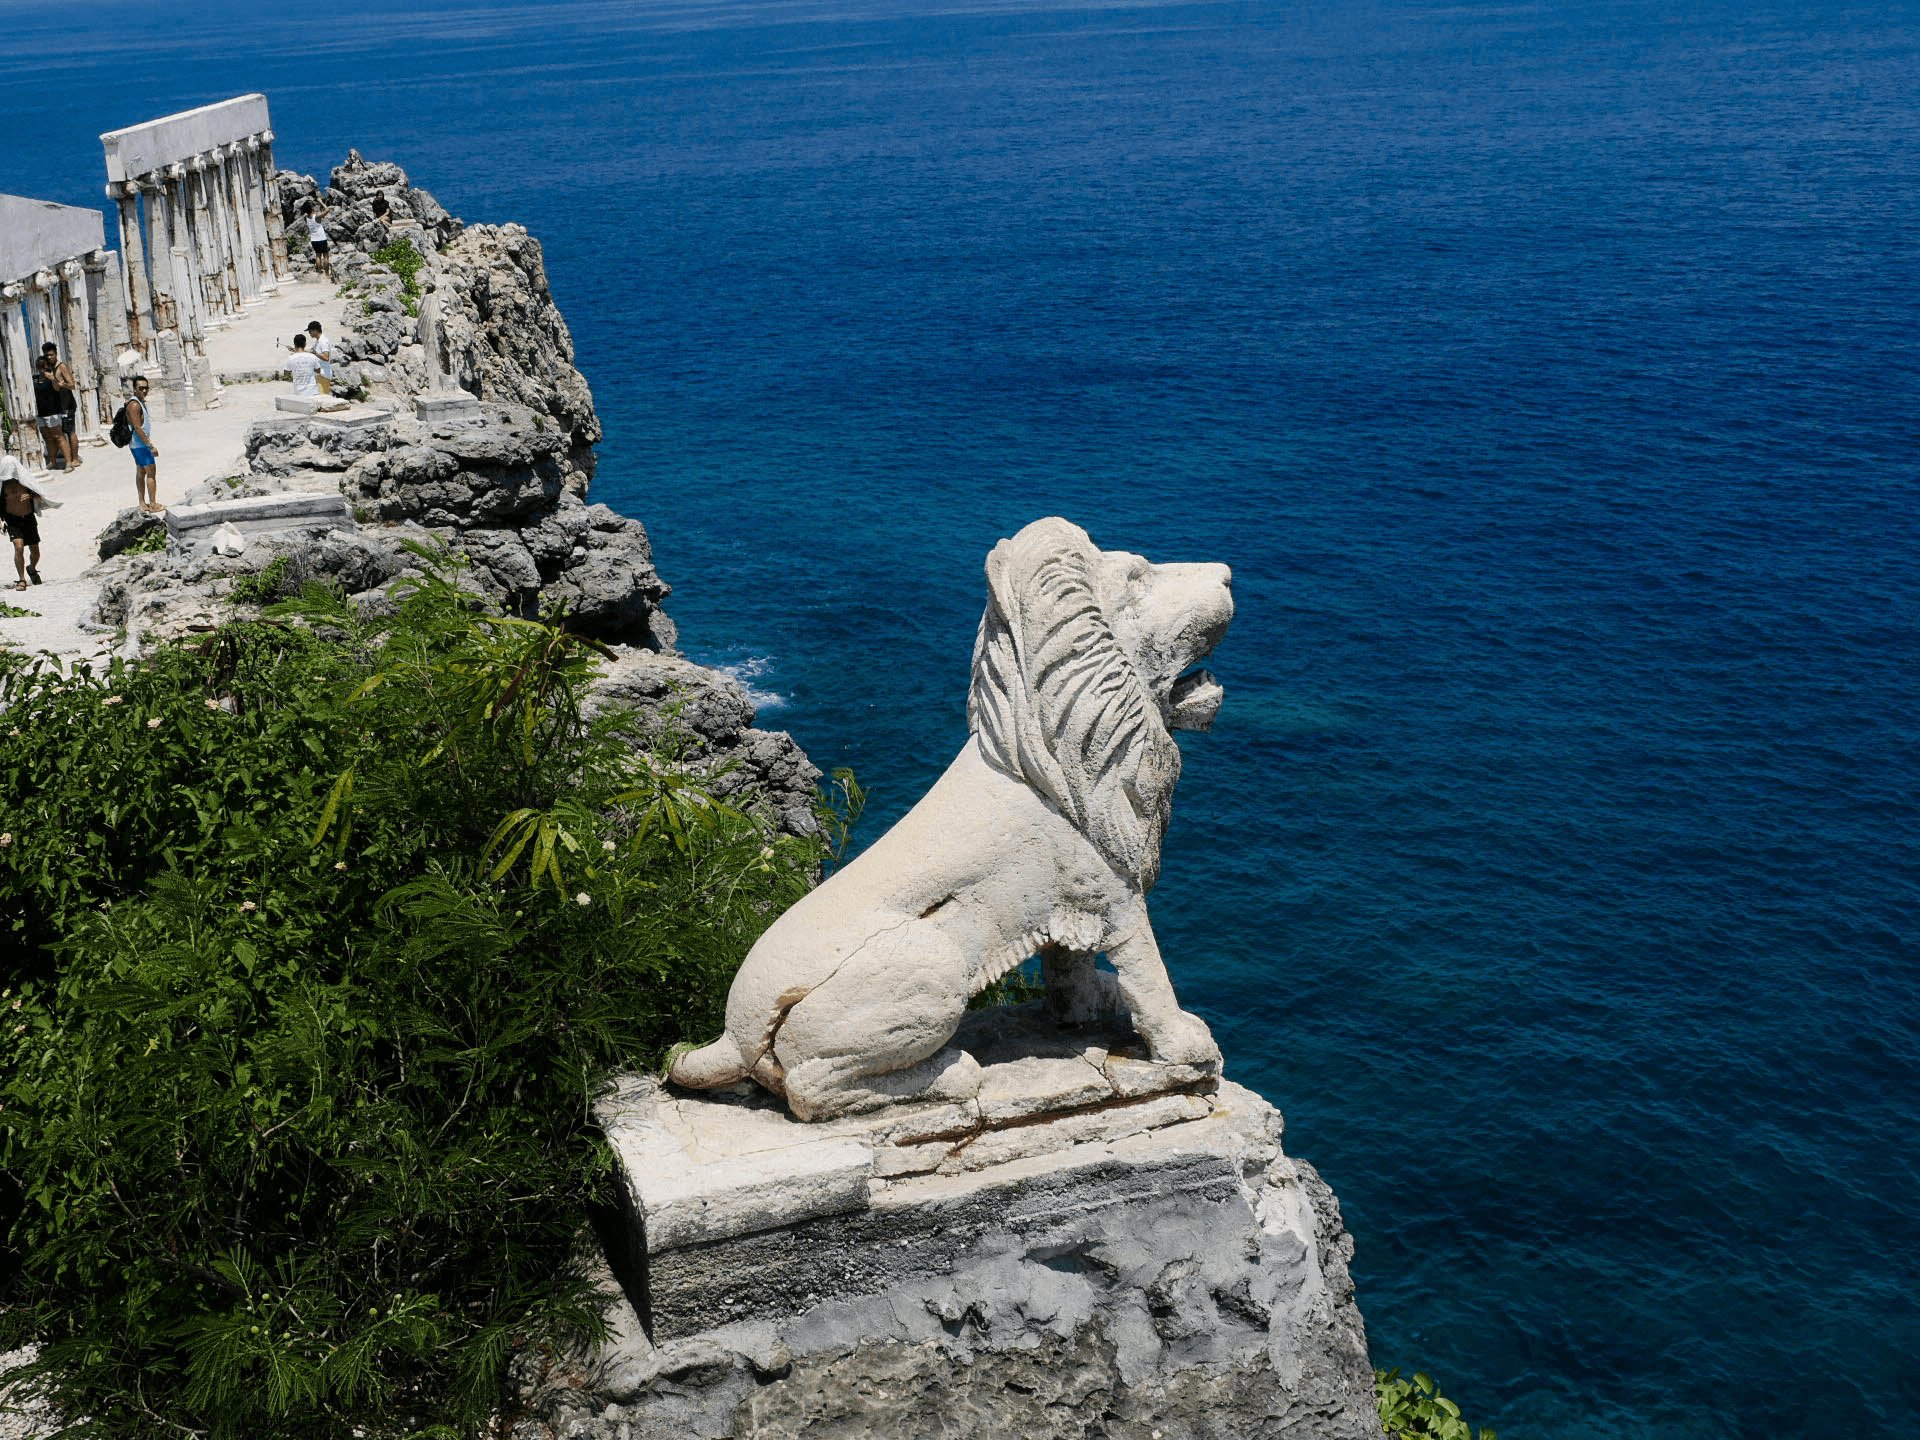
left=101, top=94, right=271, bottom=184
left=0, top=195, right=107, bottom=287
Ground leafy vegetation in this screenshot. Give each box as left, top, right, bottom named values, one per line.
left=369, top=237, right=427, bottom=317
left=229, top=555, right=294, bottom=606
left=0, top=545, right=832, bottom=1438
left=124, top=524, right=170, bottom=555
left=0, top=600, right=38, bottom=619
left=1378, top=1367, right=1498, bottom=1440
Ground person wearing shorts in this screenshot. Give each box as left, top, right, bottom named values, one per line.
left=305, top=199, right=333, bottom=280
left=126, top=377, right=160, bottom=512
left=39, top=343, right=79, bottom=470
left=33, top=351, right=72, bottom=471
left=307, top=320, right=334, bottom=395
left=3, top=464, right=42, bottom=589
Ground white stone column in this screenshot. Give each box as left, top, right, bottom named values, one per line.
left=0, top=289, right=35, bottom=467
left=256, top=132, right=289, bottom=279
left=84, top=251, right=128, bottom=399
left=26, top=274, right=60, bottom=366
left=111, top=185, right=153, bottom=353
left=155, top=330, right=190, bottom=420
left=58, top=261, right=99, bottom=442
left=169, top=245, right=204, bottom=354
left=167, top=165, right=213, bottom=342
left=222, top=146, right=261, bottom=303
left=200, top=153, right=241, bottom=311
left=142, top=176, right=177, bottom=334
left=185, top=158, right=222, bottom=316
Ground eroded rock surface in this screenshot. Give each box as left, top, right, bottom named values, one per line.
left=526, top=1006, right=1383, bottom=1440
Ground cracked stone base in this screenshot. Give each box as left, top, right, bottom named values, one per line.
left=539, top=1007, right=1383, bottom=1438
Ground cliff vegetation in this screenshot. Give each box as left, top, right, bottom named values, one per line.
left=0, top=548, right=841, bottom=1439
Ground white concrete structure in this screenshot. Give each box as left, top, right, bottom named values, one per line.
left=670, top=517, right=1235, bottom=1120
left=0, top=194, right=117, bottom=469
left=102, top=94, right=286, bottom=364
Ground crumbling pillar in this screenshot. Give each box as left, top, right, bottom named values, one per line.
left=84, top=251, right=128, bottom=402
left=25, top=274, right=60, bottom=370
left=142, top=177, right=176, bottom=334
left=257, top=132, right=289, bottom=279
left=223, top=147, right=261, bottom=303
left=110, top=185, right=152, bottom=354
left=58, top=261, right=99, bottom=441
left=155, top=330, right=190, bottom=420
left=164, top=168, right=211, bottom=345
left=0, top=287, right=35, bottom=467
left=185, top=158, right=222, bottom=316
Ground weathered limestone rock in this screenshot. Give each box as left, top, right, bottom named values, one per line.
left=530, top=1007, right=1381, bottom=1439
left=669, top=518, right=1233, bottom=1121
left=589, top=650, right=823, bottom=839
left=95, top=506, right=164, bottom=561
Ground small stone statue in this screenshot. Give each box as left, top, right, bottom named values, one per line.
left=413, top=275, right=479, bottom=420
left=670, top=516, right=1233, bottom=1119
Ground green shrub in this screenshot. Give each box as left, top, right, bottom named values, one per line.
left=1377, top=1368, right=1497, bottom=1440
left=230, top=555, right=294, bottom=605
left=125, top=524, right=169, bottom=554
left=0, top=544, right=828, bottom=1438
left=369, top=238, right=426, bottom=317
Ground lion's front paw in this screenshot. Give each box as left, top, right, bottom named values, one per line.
left=1146, top=1011, right=1221, bottom=1070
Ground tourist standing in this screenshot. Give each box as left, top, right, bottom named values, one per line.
left=39, top=344, right=79, bottom=470
left=307, top=320, right=334, bottom=395
left=304, top=199, right=333, bottom=280
left=288, top=334, right=322, bottom=398
left=126, top=376, right=160, bottom=513
left=2, top=457, right=44, bottom=589
left=32, top=349, right=73, bottom=471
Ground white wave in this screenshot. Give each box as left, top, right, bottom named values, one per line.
left=712, top=655, right=786, bottom=713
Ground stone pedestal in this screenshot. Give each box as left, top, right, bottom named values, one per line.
left=414, top=391, right=482, bottom=422
left=540, top=1003, right=1383, bottom=1440
left=164, top=490, right=352, bottom=546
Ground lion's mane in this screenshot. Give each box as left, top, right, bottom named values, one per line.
left=967, top=517, right=1183, bottom=890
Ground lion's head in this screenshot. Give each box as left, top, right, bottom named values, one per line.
left=968, top=517, right=1233, bottom=890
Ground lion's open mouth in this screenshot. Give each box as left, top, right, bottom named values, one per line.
left=1167, top=668, right=1224, bottom=732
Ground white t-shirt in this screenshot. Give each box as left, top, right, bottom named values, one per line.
left=309, top=330, right=333, bottom=378
left=288, top=350, right=321, bottom=397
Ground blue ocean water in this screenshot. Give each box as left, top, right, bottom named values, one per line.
left=4, top=1, right=1917, bottom=1434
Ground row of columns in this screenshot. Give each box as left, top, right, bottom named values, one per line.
left=0, top=251, right=130, bottom=469
left=107, top=129, right=288, bottom=361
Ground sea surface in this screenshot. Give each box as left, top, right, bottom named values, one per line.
left=3, top=1, right=1916, bottom=1434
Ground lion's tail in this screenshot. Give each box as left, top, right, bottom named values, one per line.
left=668, top=1034, right=750, bottom=1089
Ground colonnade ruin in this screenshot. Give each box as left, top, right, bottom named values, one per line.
left=0, top=93, right=290, bottom=467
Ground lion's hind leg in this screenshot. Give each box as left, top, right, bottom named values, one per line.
left=771, top=923, right=978, bottom=1121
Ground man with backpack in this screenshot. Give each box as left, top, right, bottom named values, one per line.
left=120, top=376, right=161, bottom=512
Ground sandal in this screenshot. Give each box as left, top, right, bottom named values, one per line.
left=27, top=566, right=40, bottom=585
left=11, top=581, right=24, bottom=591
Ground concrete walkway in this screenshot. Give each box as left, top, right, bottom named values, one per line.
left=1, top=275, right=353, bottom=666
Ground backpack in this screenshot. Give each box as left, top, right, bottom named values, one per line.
left=109, top=404, right=132, bottom=449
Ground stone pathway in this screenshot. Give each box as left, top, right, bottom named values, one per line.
left=0, top=276, right=353, bottom=666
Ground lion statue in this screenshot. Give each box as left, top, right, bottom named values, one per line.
left=668, top=517, right=1233, bottom=1120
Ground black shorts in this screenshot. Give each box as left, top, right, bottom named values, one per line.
left=311, top=239, right=330, bottom=256
left=4, top=511, right=39, bottom=546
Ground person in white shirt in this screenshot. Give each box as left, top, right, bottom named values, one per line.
left=306, top=321, right=335, bottom=396
left=304, top=199, right=332, bottom=280
left=287, top=334, right=322, bottom=398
